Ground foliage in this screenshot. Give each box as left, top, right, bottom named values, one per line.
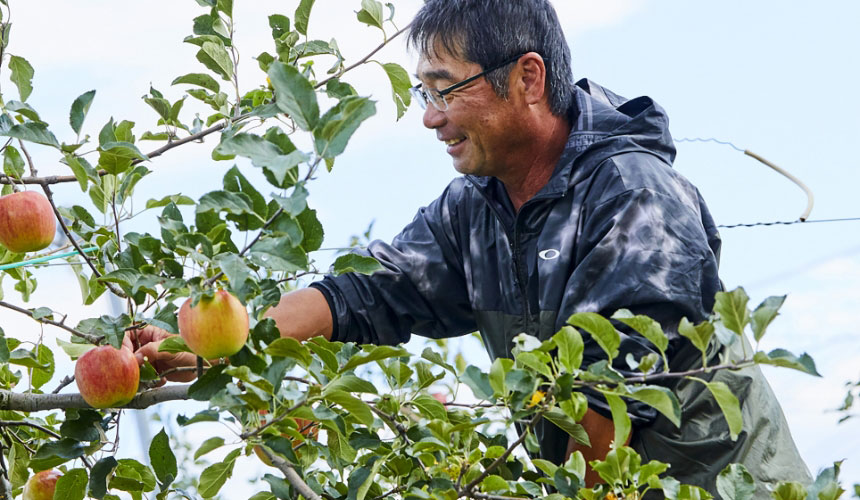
left=0, top=1, right=849, bottom=499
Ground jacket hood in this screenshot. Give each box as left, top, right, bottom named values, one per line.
left=553, top=78, right=677, bottom=193
left=467, top=79, right=677, bottom=198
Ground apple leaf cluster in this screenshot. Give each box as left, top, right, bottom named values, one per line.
left=0, top=0, right=851, bottom=499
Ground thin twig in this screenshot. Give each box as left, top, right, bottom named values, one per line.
left=51, top=375, right=76, bottom=394
left=0, top=299, right=102, bottom=344
left=460, top=409, right=545, bottom=495
left=315, top=24, right=411, bottom=90
left=257, top=446, right=322, bottom=500
left=0, top=420, right=61, bottom=439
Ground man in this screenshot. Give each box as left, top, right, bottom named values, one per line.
left=137, top=0, right=810, bottom=495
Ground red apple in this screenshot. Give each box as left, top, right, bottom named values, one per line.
left=0, top=191, right=56, bottom=253
left=75, top=345, right=140, bottom=408
left=178, top=290, right=249, bottom=359
left=22, top=469, right=61, bottom=500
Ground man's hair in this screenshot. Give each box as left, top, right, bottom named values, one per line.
left=408, top=0, right=575, bottom=116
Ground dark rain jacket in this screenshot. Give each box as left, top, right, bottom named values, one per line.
left=311, top=79, right=810, bottom=496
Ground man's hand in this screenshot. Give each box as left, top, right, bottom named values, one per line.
left=123, top=325, right=198, bottom=384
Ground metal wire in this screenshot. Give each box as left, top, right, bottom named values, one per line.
left=718, top=217, right=860, bottom=229
left=675, top=137, right=745, bottom=153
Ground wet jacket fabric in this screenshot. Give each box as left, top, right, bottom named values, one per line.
left=311, top=79, right=810, bottom=496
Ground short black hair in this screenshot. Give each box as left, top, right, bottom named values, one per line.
left=408, top=0, right=575, bottom=116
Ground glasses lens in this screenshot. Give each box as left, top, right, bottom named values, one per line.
left=427, top=89, right=448, bottom=112
left=409, top=86, right=427, bottom=110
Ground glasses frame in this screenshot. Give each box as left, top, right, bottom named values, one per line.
left=410, top=53, right=526, bottom=112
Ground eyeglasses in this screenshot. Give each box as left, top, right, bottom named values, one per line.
left=410, top=53, right=525, bottom=112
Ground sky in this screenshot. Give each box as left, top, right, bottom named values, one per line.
left=3, top=0, right=859, bottom=494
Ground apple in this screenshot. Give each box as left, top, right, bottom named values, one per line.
left=0, top=191, right=56, bottom=253
left=178, top=290, right=249, bottom=359
left=75, top=345, right=140, bottom=408
left=254, top=417, right=319, bottom=467
left=22, top=469, right=62, bottom=500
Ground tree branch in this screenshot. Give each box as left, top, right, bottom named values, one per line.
left=0, top=420, right=61, bottom=439
left=0, top=299, right=102, bottom=344
left=258, top=446, right=322, bottom=500
left=202, top=207, right=284, bottom=287
left=0, top=384, right=191, bottom=412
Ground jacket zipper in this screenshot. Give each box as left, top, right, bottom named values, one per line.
left=511, top=220, right=531, bottom=336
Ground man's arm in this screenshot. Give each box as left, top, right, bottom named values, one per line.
left=566, top=409, right=628, bottom=487
left=264, top=288, right=333, bottom=341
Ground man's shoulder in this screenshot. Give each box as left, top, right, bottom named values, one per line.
left=587, top=152, right=700, bottom=209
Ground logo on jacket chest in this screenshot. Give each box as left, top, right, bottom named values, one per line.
left=538, top=248, right=561, bottom=260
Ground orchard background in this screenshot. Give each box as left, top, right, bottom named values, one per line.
left=0, top=0, right=858, bottom=498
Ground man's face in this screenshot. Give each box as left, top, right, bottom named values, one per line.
left=415, top=50, right=520, bottom=177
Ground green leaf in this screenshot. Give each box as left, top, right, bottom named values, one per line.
left=553, top=325, right=584, bottom=373
left=411, top=393, right=448, bottom=421
left=421, top=347, right=456, bottom=374
left=145, top=194, right=195, bottom=209
left=224, top=365, right=275, bottom=394
left=3, top=144, right=25, bottom=179
left=771, top=482, right=807, bottom=500
left=266, top=337, right=311, bottom=367
left=188, top=364, right=231, bottom=401
left=332, top=253, right=383, bottom=276
left=31, top=343, right=55, bottom=389
left=1, top=122, right=60, bottom=148
left=197, top=41, right=234, bottom=81
left=325, top=374, right=378, bottom=395
left=268, top=61, right=319, bottom=131
left=54, top=468, right=88, bottom=500
left=461, top=365, right=494, bottom=400
left=714, top=287, right=750, bottom=336
left=750, top=295, right=785, bottom=342
left=157, top=335, right=191, bottom=354
left=6, top=100, right=42, bottom=122
left=149, top=428, right=177, bottom=486
left=268, top=15, right=290, bottom=38
left=381, top=63, right=411, bottom=119
left=248, top=236, right=308, bottom=272
left=701, top=380, right=742, bottom=440
left=99, top=141, right=148, bottom=175
left=341, top=345, right=408, bottom=372
left=214, top=133, right=307, bottom=186
left=604, top=393, right=631, bottom=448
left=198, top=449, right=240, bottom=498
left=715, top=464, right=755, bottom=500
left=356, top=0, right=384, bottom=29
left=313, top=95, right=376, bottom=158
left=543, top=408, right=590, bottom=446
left=194, top=436, right=225, bottom=460
left=627, top=386, right=681, bottom=427
left=753, top=349, right=820, bottom=376
left=8, top=55, right=34, bottom=101
left=567, top=312, right=620, bottom=360
left=294, top=0, right=315, bottom=35
left=678, top=317, right=714, bottom=357
left=612, top=309, right=669, bottom=353
left=489, top=357, right=511, bottom=397
left=325, top=389, right=374, bottom=426
left=29, top=439, right=85, bottom=471
left=0, top=327, right=10, bottom=363
left=172, top=73, right=220, bottom=93
left=197, top=190, right=263, bottom=222
left=89, top=457, right=118, bottom=499
left=69, top=90, right=96, bottom=135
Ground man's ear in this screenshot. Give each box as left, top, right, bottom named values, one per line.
left=514, top=52, right=547, bottom=106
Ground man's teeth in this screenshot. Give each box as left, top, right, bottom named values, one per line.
left=445, top=137, right=465, bottom=146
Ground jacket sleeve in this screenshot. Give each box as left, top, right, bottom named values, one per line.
left=311, top=183, right=477, bottom=345
left=562, top=168, right=722, bottom=424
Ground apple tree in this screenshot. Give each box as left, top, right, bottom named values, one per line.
left=0, top=1, right=850, bottom=499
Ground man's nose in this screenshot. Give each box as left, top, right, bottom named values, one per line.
left=422, top=104, right=446, bottom=129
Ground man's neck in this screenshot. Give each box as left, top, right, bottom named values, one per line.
left=501, top=114, right=571, bottom=212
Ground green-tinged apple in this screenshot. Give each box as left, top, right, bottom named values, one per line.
left=0, top=191, right=56, bottom=253
left=178, top=289, right=249, bottom=359
left=22, top=469, right=62, bottom=500
left=75, top=345, right=140, bottom=408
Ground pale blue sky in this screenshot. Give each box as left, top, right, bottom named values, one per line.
left=6, top=0, right=859, bottom=491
